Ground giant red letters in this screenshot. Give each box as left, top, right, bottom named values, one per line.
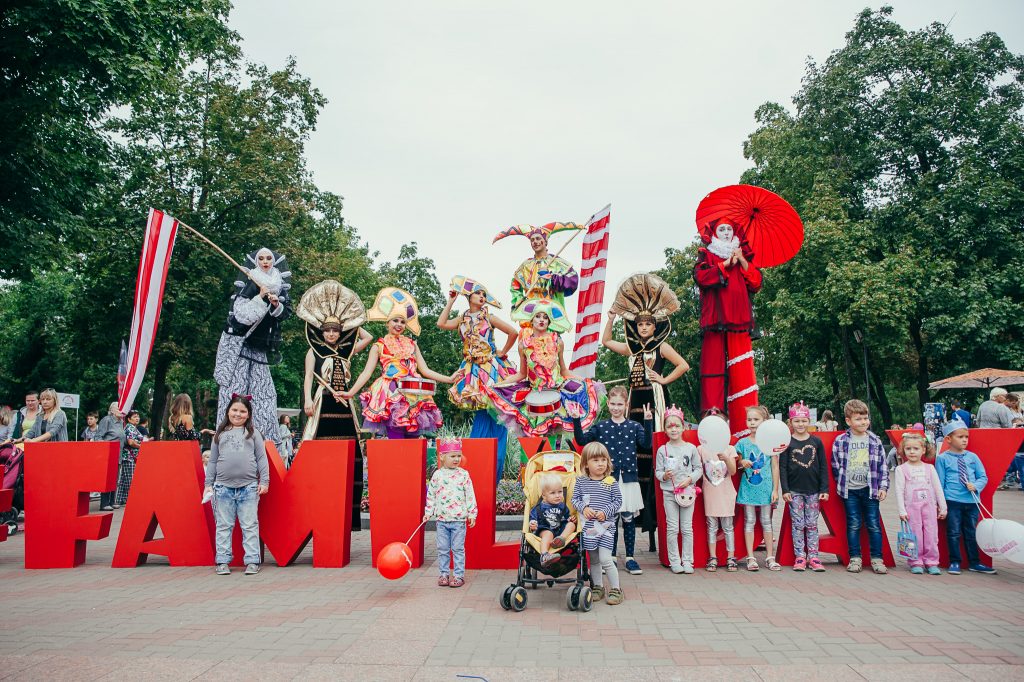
left=462, top=438, right=518, bottom=569
left=889, top=428, right=1020, bottom=568
left=259, top=440, right=353, bottom=567
left=367, top=438, right=426, bottom=567
left=111, top=441, right=214, bottom=566
left=24, top=441, right=118, bottom=568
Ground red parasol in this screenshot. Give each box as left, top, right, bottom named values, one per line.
left=695, top=184, right=804, bottom=268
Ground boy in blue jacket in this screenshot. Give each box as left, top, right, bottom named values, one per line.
left=935, top=420, right=996, bottom=575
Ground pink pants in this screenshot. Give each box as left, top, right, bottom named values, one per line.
left=905, top=482, right=939, bottom=567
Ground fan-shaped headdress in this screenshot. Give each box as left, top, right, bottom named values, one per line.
left=492, top=221, right=585, bottom=244
left=608, top=273, right=680, bottom=353
left=367, top=287, right=421, bottom=336
left=296, top=280, right=367, bottom=356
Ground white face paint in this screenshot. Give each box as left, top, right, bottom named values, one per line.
left=715, top=224, right=734, bottom=242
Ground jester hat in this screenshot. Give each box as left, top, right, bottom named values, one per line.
left=492, top=221, right=585, bottom=244
left=449, top=275, right=501, bottom=308
left=512, top=297, right=571, bottom=334
left=367, top=287, right=421, bottom=336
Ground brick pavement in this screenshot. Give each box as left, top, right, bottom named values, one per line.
left=0, top=490, right=1022, bottom=681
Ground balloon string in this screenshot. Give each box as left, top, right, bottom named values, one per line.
left=970, top=489, right=994, bottom=520
left=406, top=520, right=427, bottom=546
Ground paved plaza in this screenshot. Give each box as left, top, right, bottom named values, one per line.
left=1, top=491, right=1022, bottom=681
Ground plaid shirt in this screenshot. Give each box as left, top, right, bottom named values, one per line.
left=831, top=430, right=889, bottom=499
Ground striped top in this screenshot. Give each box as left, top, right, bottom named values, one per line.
left=571, top=475, right=622, bottom=551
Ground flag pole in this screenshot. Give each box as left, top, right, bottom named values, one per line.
left=176, top=221, right=256, bottom=283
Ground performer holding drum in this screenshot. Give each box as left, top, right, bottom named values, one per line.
left=486, top=298, right=604, bottom=440
left=296, top=279, right=373, bottom=529
left=438, top=276, right=518, bottom=481
left=602, top=273, right=691, bottom=552
left=341, top=287, right=454, bottom=439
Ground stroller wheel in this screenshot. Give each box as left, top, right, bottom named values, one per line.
left=499, top=585, right=515, bottom=611
left=567, top=584, right=593, bottom=612
left=510, top=586, right=528, bottom=612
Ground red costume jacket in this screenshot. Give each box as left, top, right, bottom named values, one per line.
left=694, top=243, right=762, bottom=332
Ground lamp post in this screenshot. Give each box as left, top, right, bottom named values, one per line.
left=853, top=329, right=870, bottom=406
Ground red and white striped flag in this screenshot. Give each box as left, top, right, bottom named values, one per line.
left=118, top=209, right=180, bottom=413
left=569, top=204, right=611, bottom=378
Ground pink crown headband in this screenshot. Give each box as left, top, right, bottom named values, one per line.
left=663, top=405, right=685, bottom=425
left=436, top=437, right=462, bottom=455
left=788, top=401, right=810, bottom=419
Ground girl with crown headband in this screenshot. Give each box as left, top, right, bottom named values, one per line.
left=485, top=298, right=604, bottom=440
left=781, top=401, right=830, bottom=572
left=602, top=273, right=691, bottom=552
left=438, top=276, right=517, bottom=481
left=423, top=436, right=477, bottom=588
left=296, top=279, right=374, bottom=529
left=213, top=247, right=291, bottom=454
left=341, top=288, right=455, bottom=439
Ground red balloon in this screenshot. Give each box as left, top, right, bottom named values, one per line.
left=377, top=541, right=414, bottom=580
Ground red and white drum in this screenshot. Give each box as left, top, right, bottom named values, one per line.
left=525, top=389, right=561, bottom=416
left=397, top=377, right=436, bottom=396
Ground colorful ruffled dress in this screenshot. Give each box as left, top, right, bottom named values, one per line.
left=359, top=334, right=443, bottom=436
left=486, top=328, right=604, bottom=437
left=448, top=307, right=516, bottom=410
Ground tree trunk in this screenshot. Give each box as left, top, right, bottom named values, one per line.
left=149, top=354, right=171, bottom=439
left=840, top=328, right=858, bottom=398
left=908, top=318, right=931, bottom=409
left=850, top=347, right=894, bottom=428
left=823, top=341, right=842, bottom=413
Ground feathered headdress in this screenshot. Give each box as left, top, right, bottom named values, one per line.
left=492, top=221, right=585, bottom=244
left=608, top=273, right=680, bottom=353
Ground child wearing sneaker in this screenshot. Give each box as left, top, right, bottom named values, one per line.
left=530, top=473, right=577, bottom=567
left=573, top=442, right=624, bottom=604
left=894, top=432, right=945, bottom=575
left=204, top=395, right=269, bottom=576
left=572, top=386, right=653, bottom=577
left=934, top=421, right=996, bottom=575
left=831, top=399, right=889, bottom=574
left=698, top=409, right=739, bottom=572
left=655, top=406, right=701, bottom=574
left=423, top=437, right=478, bottom=588
left=735, top=405, right=781, bottom=571
left=781, top=401, right=829, bottom=572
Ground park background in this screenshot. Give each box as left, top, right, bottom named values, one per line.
left=2, top=1, right=1023, bottom=441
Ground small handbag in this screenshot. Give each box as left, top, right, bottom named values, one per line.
left=897, top=520, right=918, bottom=560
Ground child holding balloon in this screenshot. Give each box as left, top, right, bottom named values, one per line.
left=655, top=406, right=702, bottom=573
left=735, top=405, right=781, bottom=571
left=698, top=408, right=739, bottom=572
left=423, top=437, right=478, bottom=587
left=894, top=431, right=945, bottom=575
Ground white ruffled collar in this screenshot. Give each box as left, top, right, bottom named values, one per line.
left=707, top=236, right=739, bottom=260
left=247, top=266, right=284, bottom=294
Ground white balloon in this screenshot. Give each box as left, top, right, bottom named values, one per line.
left=976, top=518, right=1001, bottom=557
left=755, top=419, right=791, bottom=455
left=992, top=519, right=1024, bottom=566
left=697, top=416, right=731, bottom=454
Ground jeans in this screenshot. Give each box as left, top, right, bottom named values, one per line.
left=1015, top=454, right=1024, bottom=490
left=213, top=483, right=261, bottom=565
left=843, top=487, right=882, bottom=559
left=945, top=500, right=980, bottom=565
left=436, top=520, right=467, bottom=578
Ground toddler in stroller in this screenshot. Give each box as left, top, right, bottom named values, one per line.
left=500, top=449, right=592, bottom=612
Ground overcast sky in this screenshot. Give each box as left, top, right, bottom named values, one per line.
left=230, top=1, right=1023, bottom=343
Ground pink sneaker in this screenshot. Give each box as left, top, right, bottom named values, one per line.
left=449, top=577, right=465, bottom=588
left=437, top=575, right=449, bottom=586
left=808, top=558, right=825, bottom=572
left=793, top=557, right=807, bottom=571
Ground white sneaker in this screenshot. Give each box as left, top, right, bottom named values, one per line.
left=681, top=563, right=694, bottom=574
left=670, top=564, right=685, bottom=574
left=244, top=563, right=261, bottom=575
left=847, top=557, right=863, bottom=573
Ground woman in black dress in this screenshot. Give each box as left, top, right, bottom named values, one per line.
left=602, top=274, right=690, bottom=551
left=297, top=280, right=372, bottom=530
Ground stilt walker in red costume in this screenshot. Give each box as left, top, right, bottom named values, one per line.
left=695, top=222, right=761, bottom=437
left=694, top=184, right=805, bottom=438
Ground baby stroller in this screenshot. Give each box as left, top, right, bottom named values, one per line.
left=0, top=442, right=24, bottom=536
left=500, top=449, right=593, bottom=613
